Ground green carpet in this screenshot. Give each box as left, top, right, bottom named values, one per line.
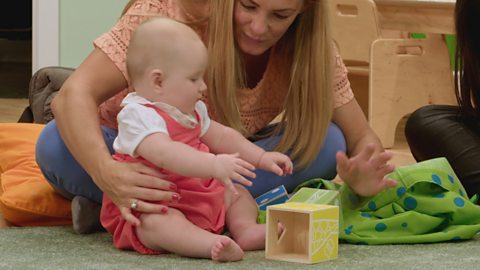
left=0, top=227, right=478, bottom=270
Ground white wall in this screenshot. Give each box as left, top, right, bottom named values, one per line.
left=59, top=0, right=128, bottom=68
left=32, top=0, right=59, bottom=73
left=32, top=0, right=128, bottom=73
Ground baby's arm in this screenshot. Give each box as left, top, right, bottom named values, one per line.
left=201, top=121, right=293, bottom=176
left=136, top=132, right=255, bottom=193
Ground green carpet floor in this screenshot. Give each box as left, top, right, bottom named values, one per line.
left=0, top=226, right=478, bottom=270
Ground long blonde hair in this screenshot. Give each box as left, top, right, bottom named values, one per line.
left=207, top=0, right=334, bottom=168
left=121, top=0, right=334, bottom=168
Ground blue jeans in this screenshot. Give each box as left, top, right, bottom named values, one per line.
left=246, top=124, right=346, bottom=197
left=36, top=120, right=346, bottom=202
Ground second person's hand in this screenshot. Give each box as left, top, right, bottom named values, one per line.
left=336, top=143, right=397, bottom=197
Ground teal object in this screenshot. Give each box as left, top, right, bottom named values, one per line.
left=339, top=158, right=480, bottom=244
left=255, top=185, right=289, bottom=211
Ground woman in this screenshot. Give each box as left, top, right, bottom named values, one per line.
left=36, top=0, right=394, bottom=233
left=405, top=0, right=480, bottom=200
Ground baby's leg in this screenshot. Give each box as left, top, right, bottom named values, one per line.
left=136, top=208, right=243, bottom=262
left=225, top=185, right=266, bottom=251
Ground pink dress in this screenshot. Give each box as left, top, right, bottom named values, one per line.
left=100, top=104, right=225, bottom=255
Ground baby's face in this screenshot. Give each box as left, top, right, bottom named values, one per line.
left=160, top=41, right=208, bottom=114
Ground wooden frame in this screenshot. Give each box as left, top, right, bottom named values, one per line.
left=375, top=0, right=455, bottom=34
left=368, top=37, right=456, bottom=147
left=331, top=0, right=457, bottom=147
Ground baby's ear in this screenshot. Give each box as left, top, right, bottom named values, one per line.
left=151, top=68, right=164, bottom=94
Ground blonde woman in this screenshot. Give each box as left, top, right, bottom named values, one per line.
left=36, top=0, right=396, bottom=234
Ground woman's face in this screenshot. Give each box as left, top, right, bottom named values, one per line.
left=234, top=0, right=303, bottom=56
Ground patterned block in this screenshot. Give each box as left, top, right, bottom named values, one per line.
left=266, top=202, right=339, bottom=264
left=288, top=187, right=340, bottom=206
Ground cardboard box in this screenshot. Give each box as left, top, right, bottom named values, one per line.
left=266, top=202, right=339, bottom=264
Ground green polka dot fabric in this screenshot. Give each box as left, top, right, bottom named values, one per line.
left=339, top=157, right=480, bottom=244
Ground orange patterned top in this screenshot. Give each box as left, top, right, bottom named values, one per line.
left=95, top=0, right=354, bottom=135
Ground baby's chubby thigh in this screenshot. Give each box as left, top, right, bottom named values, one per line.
left=224, top=184, right=255, bottom=210
left=223, top=184, right=266, bottom=251
left=136, top=208, right=188, bottom=252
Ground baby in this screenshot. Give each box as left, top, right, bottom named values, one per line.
left=100, top=17, right=293, bottom=262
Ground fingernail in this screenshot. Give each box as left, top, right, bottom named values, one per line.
left=161, top=207, right=168, bottom=214
left=172, top=194, right=181, bottom=201
left=169, top=184, right=177, bottom=191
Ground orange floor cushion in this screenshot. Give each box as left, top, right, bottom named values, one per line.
left=0, top=123, right=71, bottom=226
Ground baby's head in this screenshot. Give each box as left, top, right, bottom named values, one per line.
left=126, top=17, right=208, bottom=113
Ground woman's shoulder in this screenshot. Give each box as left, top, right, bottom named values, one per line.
left=123, top=0, right=173, bottom=16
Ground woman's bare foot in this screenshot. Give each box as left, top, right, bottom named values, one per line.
left=211, top=237, right=244, bottom=262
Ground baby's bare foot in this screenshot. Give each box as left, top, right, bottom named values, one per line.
left=211, top=237, right=244, bottom=262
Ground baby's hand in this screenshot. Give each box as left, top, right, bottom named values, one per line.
left=212, top=153, right=256, bottom=194
left=336, top=143, right=397, bottom=197
left=258, top=152, right=293, bottom=176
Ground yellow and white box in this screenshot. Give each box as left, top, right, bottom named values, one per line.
left=265, top=202, right=339, bottom=264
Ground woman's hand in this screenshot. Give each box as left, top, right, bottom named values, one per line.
left=258, top=152, right=293, bottom=176
left=336, top=143, right=397, bottom=197
left=212, top=153, right=255, bottom=194
left=98, top=159, right=179, bottom=226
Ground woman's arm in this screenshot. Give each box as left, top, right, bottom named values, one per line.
left=332, top=99, right=397, bottom=196
left=51, top=48, right=176, bottom=225
left=332, top=99, right=382, bottom=155
left=52, top=49, right=126, bottom=184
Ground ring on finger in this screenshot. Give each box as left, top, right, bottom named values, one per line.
left=130, top=199, right=139, bottom=210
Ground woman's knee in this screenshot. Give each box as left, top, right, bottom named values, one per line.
left=247, top=123, right=346, bottom=196
left=405, top=105, right=462, bottom=161
left=36, top=121, right=118, bottom=169
left=325, top=123, right=347, bottom=155
left=35, top=120, right=108, bottom=203
left=406, top=105, right=434, bottom=137
left=309, top=123, right=347, bottom=179
left=405, top=105, right=459, bottom=138
left=35, top=120, right=64, bottom=170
